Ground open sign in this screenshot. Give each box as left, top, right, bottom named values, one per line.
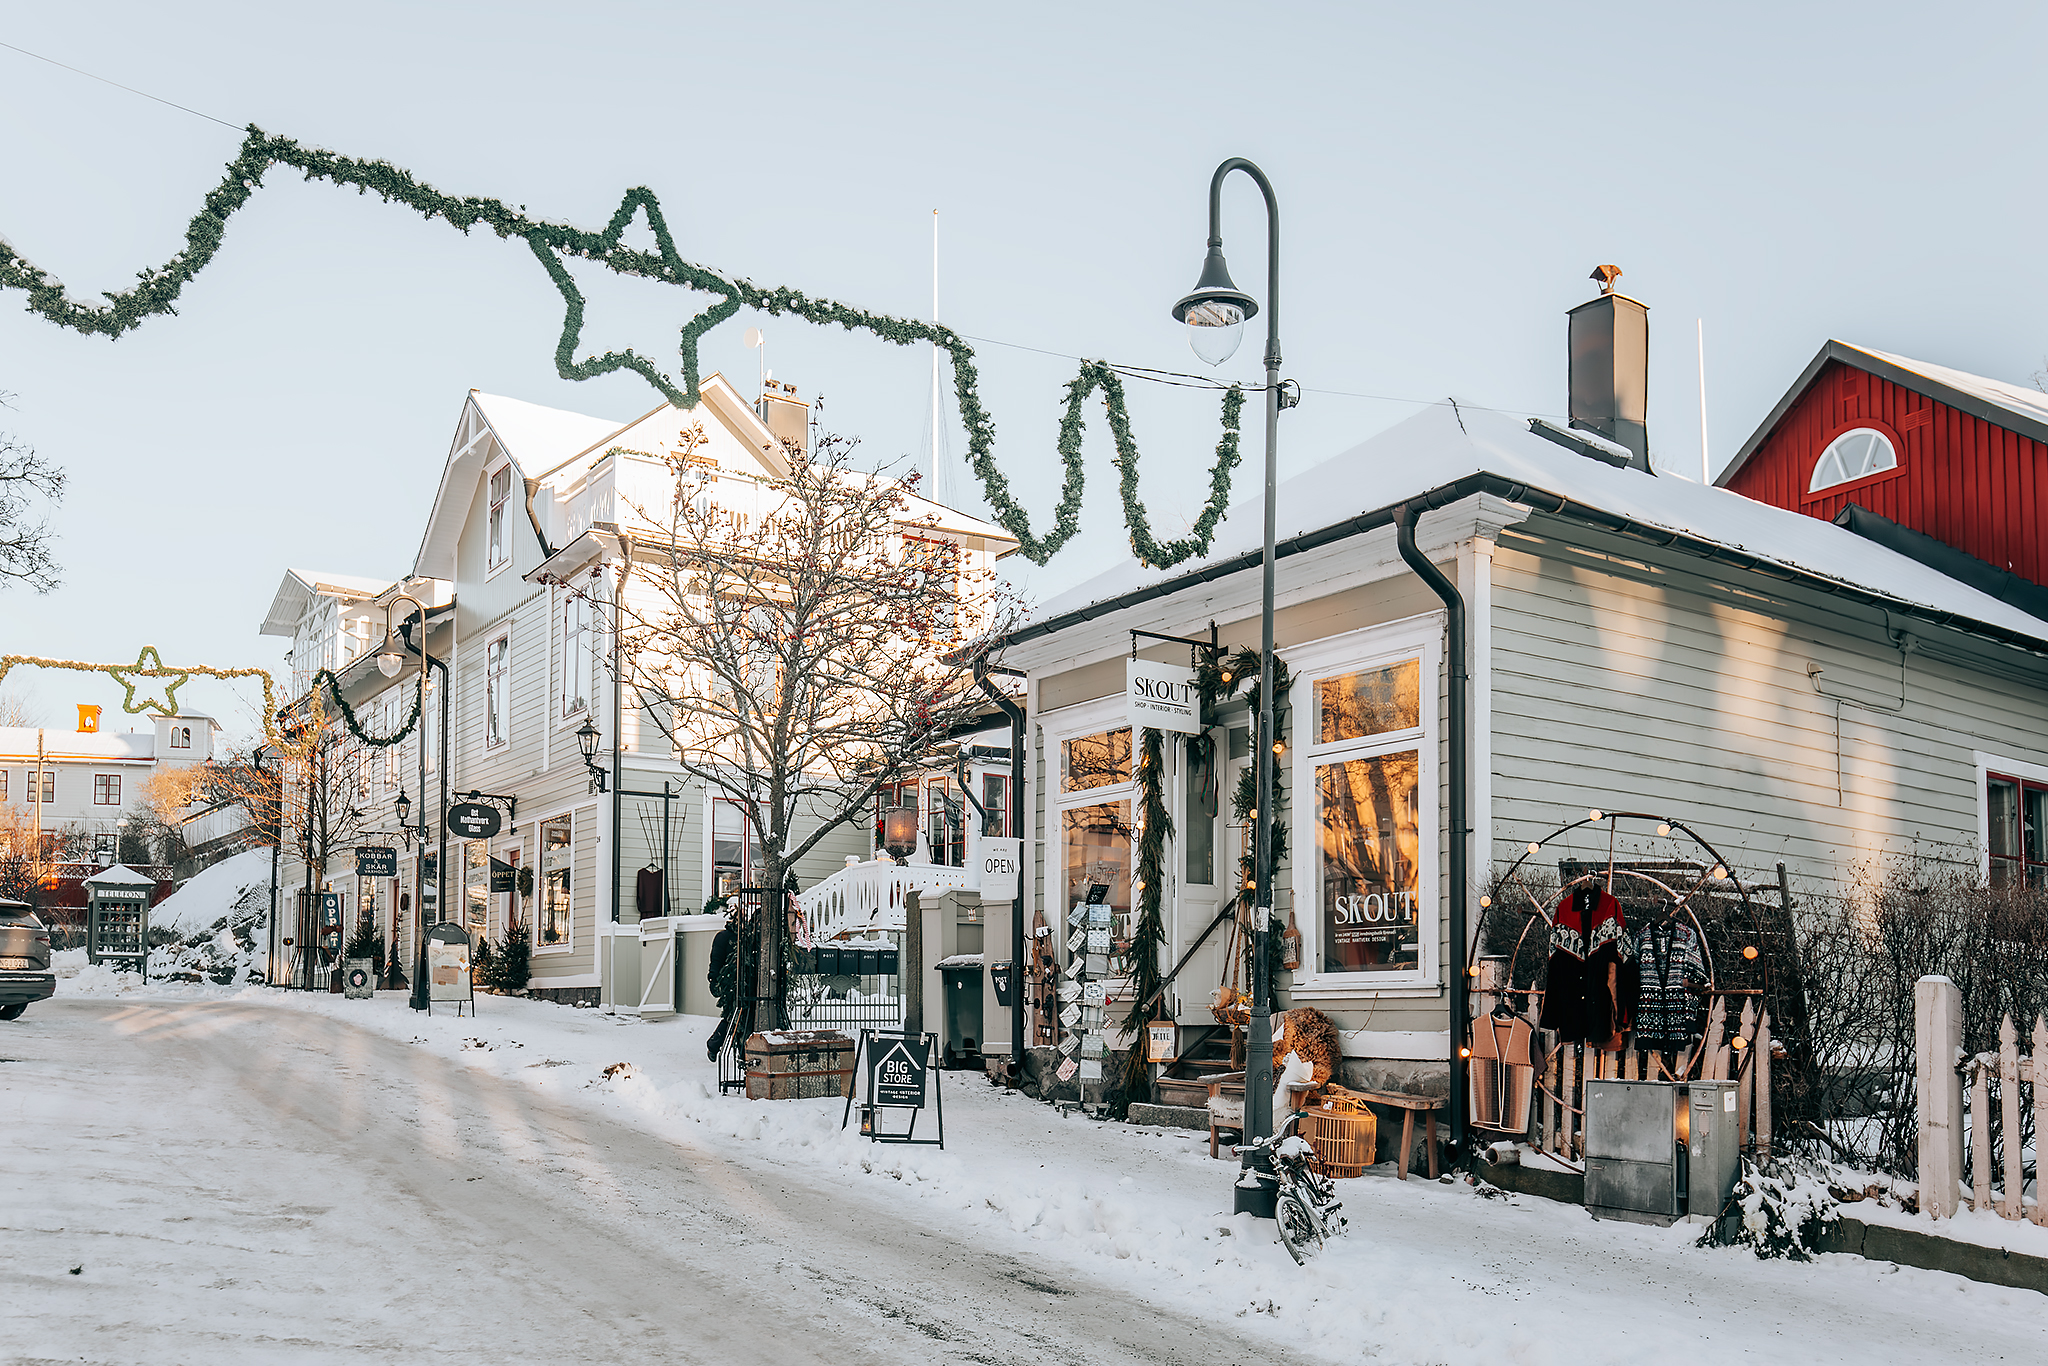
left=977, top=837, right=1021, bottom=900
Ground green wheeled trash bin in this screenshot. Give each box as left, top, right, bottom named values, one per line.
left=937, top=955, right=984, bottom=1069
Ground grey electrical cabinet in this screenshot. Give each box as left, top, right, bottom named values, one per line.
left=1584, top=1079, right=1741, bottom=1226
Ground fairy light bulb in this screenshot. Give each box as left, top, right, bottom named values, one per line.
left=1656, top=823, right=1671, bottom=837
left=1528, top=842, right=1541, bottom=855
left=1742, top=945, right=1758, bottom=960
left=1478, top=895, right=1492, bottom=909
left=1588, top=809, right=1603, bottom=822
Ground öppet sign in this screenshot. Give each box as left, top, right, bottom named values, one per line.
left=1125, top=658, right=1201, bottom=734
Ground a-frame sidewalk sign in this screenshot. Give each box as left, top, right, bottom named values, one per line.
left=842, top=1029, right=944, bottom=1148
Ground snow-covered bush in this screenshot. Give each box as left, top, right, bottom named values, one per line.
left=1702, top=1157, right=1839, bottom=1260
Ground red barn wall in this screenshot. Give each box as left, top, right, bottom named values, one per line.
left=1724, top=359, right=2048, bottom=585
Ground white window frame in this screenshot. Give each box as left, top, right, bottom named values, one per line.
left=1043, top=695, right=1138, bottom=945
left=532, top=807, right=578, bottom=955
left=1287, top=614, right=1444, bottom=996
left=1808, top=426, right=1898, bottom=495
left=1973, top=750, right=2048, bottom=886
left=485, top=631, right=510, bottom=750
left=560, top=586, right=593, bottom=721
left=486, top=461, right=513, bottom=577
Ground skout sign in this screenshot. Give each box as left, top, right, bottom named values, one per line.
left=1126, top=658, right=1201, bottom=734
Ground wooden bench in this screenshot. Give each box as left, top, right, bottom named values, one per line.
left=1208, top=1076, right=1448, bottom=1180
left=1341, top=1088, right=1447, bottom=1181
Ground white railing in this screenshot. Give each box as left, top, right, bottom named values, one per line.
left=799, top=857, right=974, bottom=937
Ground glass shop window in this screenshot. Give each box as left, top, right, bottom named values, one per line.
left=1061, top=729, right=1132, bottom=793
left=539, top=816, right=573, bottom=946
left=713, top=798, right=760, bottom=898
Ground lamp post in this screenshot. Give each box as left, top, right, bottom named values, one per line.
left=1172, top=157, right=1292, bottom=1145
left=575, top=718, right=608, bottom=794
left=252, top=744, right=281, bottom=986
left=364, top=591, right=431, bottom=1013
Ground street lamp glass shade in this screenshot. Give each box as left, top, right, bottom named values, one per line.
left=375, top=649, right=404, bottom=678
left=882, top=806, right=919, bottom=860
left=575, top=719, right=601, bottom=764
left=1184, top=307, right=1245, bottom=366
left=394, top=790, right=411, bottom=825
left=1171, top=245, right=1258, bottom=368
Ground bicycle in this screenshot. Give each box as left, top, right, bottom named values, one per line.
left=1237, top=1112, right=1347, bottom=1264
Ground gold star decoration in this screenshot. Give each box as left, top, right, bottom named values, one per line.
left=104, top=646, right=192, bottom=717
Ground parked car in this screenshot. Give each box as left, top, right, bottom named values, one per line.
left=0, top=899, right=55, bottom=1020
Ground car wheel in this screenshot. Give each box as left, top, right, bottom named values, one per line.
left=0, top=1003, right=26, bottom=1021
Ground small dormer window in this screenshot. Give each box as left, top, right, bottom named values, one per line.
left=1810, top=427, right=1897, bottom=493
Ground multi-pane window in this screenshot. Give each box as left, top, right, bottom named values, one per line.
left=1310, top=657, right=1425, bottom=976
left=926, top=777, right=964, bottom=867
left=485, top=634, right=509, bottom=749
left=1, top=768, right=10, bottom=800
left=1061, top=729, right=1132, bottom=793
left=93, top=774, right=121, bottom=806
left=464, top=840, right=490, bottom=940
left=561, top=591, right=591, bottom=718
left=32, top=769, right=54, bottom=802
left=486, top=464, right=512, bottom=571
left=712, top=798, right=760, bottom=898
left=169, top=727, right=191, bottom=749
left=539, top=816, right=572, bottom=946
left=1988, top=773, right=2048, bottom=888
left=980, top=772, right=1010, bottom=839
left=901, top=536, right=960, bottom=636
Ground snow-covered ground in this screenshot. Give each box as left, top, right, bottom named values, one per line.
left=146, top=847, right=272, bottom=935
left=8, top=975, right=2041, bottom=1364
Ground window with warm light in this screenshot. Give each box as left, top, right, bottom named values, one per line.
left=538, top=816, right=573, bottom=947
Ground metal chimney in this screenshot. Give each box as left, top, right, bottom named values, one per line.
left=1567, top=272, right=1650, bottom=473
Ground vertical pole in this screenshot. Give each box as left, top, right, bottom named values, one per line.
left=1697, top=318, right=1711, bottom=484
left=931, top=208, right=942, bottom=498
left=904, top=888, right=924, bottom=1038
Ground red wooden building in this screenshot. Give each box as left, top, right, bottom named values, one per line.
left=1717, top=340, right=2048, bottom=588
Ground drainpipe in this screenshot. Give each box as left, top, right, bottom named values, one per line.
left=974, top=657, right=1027, bottom=1075
left=1396, top=503, right=1469, bottom=1162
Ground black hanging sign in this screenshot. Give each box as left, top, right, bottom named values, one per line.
left=489, top=857, right=518, bottom=893
left=448, top=801, right=502, bottom=840
left=356, top=846, right=398, bottom=878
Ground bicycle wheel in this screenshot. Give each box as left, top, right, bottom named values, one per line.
left=1276, top=1190, right=1322, bottom=1264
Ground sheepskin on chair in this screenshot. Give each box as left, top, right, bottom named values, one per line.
left=1272, top=1006, right=1341, bottom=1109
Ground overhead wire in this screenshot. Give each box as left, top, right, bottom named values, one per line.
left=0, top=40, right=242, bottom=130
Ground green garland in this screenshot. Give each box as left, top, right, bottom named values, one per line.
left=0, top=127, right=1252, bottom=569
left=1120, top=726, right=1172, bottom=1090
left=309, top=668, right=421, bottom=748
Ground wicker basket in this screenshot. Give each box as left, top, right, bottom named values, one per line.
left=1298, top=1101, right=1377, bottom=1178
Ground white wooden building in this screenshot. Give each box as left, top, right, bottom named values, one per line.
left=999, top=354, right=2048, bottom=1108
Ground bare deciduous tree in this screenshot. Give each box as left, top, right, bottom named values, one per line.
left=0, top=394, right=65, bottom=594
left=610, top=427, right=1014, bottom=1023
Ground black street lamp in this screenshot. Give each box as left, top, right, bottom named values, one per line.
left=1173, top=158, right=1293, bottom=1147
left=393, top=789, right=412, bottom=829
left=575, top=718, right=608, bottom=793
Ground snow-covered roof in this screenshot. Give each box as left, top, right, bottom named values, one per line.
left=472, top=391, right=626, bottom=469
left=1023, top=401, right=2048, bottom=650
left=81, top=863, right=157, bottom=887
left=259, top=569, right=396, bottom=637
left=1721, top=340, right=2048, bottom=484
left=0, top=726, right=159, bottom=763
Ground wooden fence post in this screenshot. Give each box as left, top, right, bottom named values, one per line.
left=1998, top=1014, right=2022, bottom=1219
left=1756, top=1010, right=1773, bottom=1163
left=1915, top=975, right=1963, bottom=1219
left=2033, top=1016, right=2048, bottom=1228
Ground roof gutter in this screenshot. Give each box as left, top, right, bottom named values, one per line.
left=992, top=472, right=2048, bottom=662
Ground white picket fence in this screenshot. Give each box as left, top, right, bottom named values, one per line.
left=1915, top=974, right=2045, bottom=1223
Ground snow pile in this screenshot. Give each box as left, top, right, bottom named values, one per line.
left=53, top=946, right=258, bottom=998
left=148, top=847, right=273, bottom=934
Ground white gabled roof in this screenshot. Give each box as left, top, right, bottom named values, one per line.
left=81, top=863, right=157, bottom=887
left=1026, top=401, right=2048, bottom=649
left=413, top=391, right=630, bottom=580
left=259, top=569, right=396, bottom=637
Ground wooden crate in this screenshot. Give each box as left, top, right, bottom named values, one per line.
left=744, top=1030, right=855, bottom=1100
left=1298, top=1101, right=1377, bottom=1178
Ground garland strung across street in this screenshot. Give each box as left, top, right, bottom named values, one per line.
left=0, top=648, right=279, bottom=737
left=307, top=667, right=421, bottom=748
left=0, top=127, right=1249, bottom=568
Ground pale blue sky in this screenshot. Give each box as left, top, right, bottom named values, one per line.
left=3, top=2, right=2043, bottom=743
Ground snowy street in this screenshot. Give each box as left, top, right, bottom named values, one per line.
left=5, top=989, right=2045, bottom=1365
left=0, top=998, right=1314, bottom=1365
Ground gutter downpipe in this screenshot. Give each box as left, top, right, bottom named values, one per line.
left=974, top=656, right=1027, bottom=1075
left=1396, top=502, right=1469, bottom=1165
